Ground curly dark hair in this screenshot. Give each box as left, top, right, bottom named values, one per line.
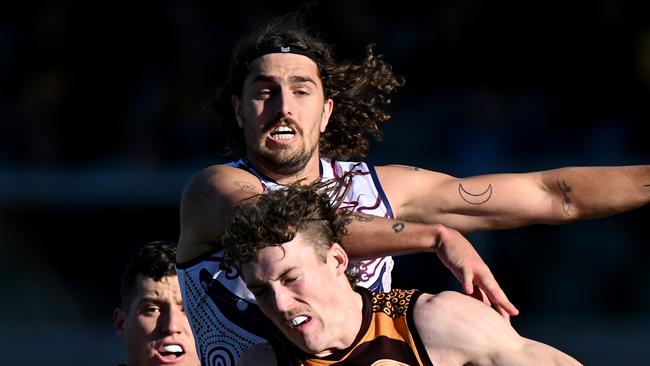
left=207, top=11, right=404, bottom=161
left=119, top=240, right=177, bottom=311
left=221, top=178, right=352, bottom=267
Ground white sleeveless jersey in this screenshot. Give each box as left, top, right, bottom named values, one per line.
left=176, top=157, right=395, bottom=366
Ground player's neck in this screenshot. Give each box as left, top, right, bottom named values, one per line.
left=247, top=154, right=322, bottom=185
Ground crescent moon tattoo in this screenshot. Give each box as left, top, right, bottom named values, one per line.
left=458, top=183, right=493, bottom=205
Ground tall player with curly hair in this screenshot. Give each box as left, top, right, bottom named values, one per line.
left=175, top=11, right=650, bottom=366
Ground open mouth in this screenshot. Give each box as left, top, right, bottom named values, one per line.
left=287, top=315, right=311, bottom=329
left=270, top=126, right=296, bottom=140
left=158, top=344, right=185, bottom=360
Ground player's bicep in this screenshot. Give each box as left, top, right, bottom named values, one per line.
left=377, top=165, right=554, bottom=231
left=375, top=164, right=458, bottom=222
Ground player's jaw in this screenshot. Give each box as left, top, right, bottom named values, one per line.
left=276, top=309, right=328, bottom=355
left=247, top=115, right=322, bottom=176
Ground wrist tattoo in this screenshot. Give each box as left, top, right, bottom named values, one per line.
left=392, top=222, right=405, bottom=233
left=234, top=181, right=256, bottom=193
left=557, top=180, right=573, bottom=215
left=458, top=183, right=493, bottom=205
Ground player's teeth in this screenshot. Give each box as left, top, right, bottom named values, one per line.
left=163, top=345, right=183, bottom=353
left=290, top=316, right=308, bottom=327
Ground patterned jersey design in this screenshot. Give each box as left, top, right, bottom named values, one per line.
left=299, top=288, right=433, bottom=366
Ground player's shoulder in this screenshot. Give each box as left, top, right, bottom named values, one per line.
left=189, top=163, right=256, bottom=186
left=181, top=163, right=262, bottom=204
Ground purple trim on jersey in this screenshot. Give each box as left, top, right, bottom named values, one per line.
left=364, top=262, right=387, bottom=292
left=229, top=159, right=325, bottom=183
left=367, top=164, right=395, bottom=219
left=356, top=196, right=382, bottom=213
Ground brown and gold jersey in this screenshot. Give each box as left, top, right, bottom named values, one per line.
left=300, top=288, right=433, bottom=366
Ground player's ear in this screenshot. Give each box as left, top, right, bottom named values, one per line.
left=113, top=307, right=127, bottom=340
left=330, top=243, right=348, bottom=275
left=232, top=95, right=244, bottom=128
left=320, top=99, right=333, bottom=132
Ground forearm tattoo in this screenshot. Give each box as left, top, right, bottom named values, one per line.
left=343, top=214, right=372, bottom=228
left=557, top=180, right=573, bottom=215
left=458, top=183, right=493, bottom=205
left=405, top=166, right=420, bottom=171
left=234, top=180, right=257, bottom=193
left=392, top=222, right=405, bottom=233
left=350, top=214, right=374, bottom=222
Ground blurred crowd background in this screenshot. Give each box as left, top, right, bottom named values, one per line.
left=1, top=1, right=648, bottom=364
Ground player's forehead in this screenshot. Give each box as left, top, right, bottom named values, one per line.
left=133, top=274, right=181, bottom=301
left=245, top=53, right=321, bottom=86
left=243, top=234, right=318, bottom=281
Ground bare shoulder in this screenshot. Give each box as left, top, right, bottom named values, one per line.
left=177, top=164, right=263, bottom=263
left=181, top=164, right=262, bottom=205
left=413, top=291, right=523, bottom=364
left=187, top=164, right=260, bottom=192
left=412, top=291, right=474, bottom=323
left=413, top=290, right=508, bottom=331
left=238, top=343, right=277, bottom=366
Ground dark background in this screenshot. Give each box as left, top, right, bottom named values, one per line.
left=1, top=1, right=649, bottom=364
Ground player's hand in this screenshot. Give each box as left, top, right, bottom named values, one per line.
left=433, top=224, right=519, bottom=320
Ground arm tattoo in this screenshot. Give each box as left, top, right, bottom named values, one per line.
left=392, top=222, right=405, bottom=233
left=350, top=214, right=374, bottom=222
left=557, top=180, right=573, bottom=216
left=405, top=166, right=420, bottom=171
left=234, top=180, right=257, bottom=193
left=458, top=183, right=493, bottom=205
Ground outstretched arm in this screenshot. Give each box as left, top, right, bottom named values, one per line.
left=177, top=165, right=517, bottom=316
left=378, top=165, right=650, bottom=232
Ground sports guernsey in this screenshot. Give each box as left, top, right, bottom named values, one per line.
left=176, top=157, right=396, bottom=366
left=298, top=288, right=433, bottom=366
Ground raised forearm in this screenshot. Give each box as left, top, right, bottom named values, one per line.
left=541, top=165, right=650, bottom=223
left=341, top=212, right=443, bottom=260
